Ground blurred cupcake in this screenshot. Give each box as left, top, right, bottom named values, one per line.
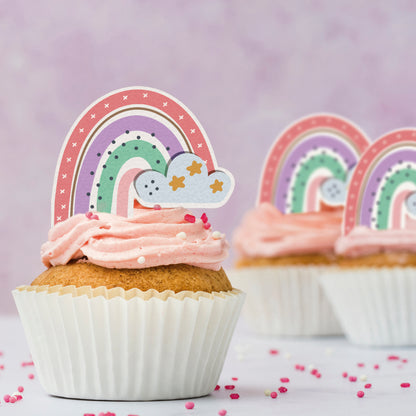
left=228, top=114, right=370, bottom=336
left=13, top=87, right=243, bottom=400
left=321, top=128, right=416, bottom=346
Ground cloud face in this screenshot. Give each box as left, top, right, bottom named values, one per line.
left=134, top=153, right=234, bottom=208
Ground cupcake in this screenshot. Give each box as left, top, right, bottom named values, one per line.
left=320, top=128, right=416, bottom=346
left=13, top=87, right=244, bottom=400
left=229, top=114, right=370, bottom=336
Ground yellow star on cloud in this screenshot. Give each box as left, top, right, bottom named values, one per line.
left=186, top=160, right=203, bottom=176
left=210, top=179, right=223, bottom=194
left=169, top=175, right=185, bottom=191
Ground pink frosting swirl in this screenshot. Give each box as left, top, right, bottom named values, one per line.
left=233, top=203, right=343, bottom=258
left=41, top=208, right=228, bottom=271
left=335, top=226, right=416, bottom=258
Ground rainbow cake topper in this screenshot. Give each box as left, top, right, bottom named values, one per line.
left=258, top=114, right=370, bottom=214
left=343, top=129, right=416, bottom=234
left=52, top=87, right=234, bottom=225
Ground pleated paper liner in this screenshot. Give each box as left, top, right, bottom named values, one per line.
left=320, top=267, right=416, bottom=346
left=228, top=266, right=341, bottom=336
left=13, top=285, right=245, bottom=400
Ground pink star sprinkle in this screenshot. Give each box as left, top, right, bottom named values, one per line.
left=184, top=214, right=196, bottom=223
left=401, top=383, right=411, bottom=388
left=357, top=391, right=365, bottom=398
left=201, top=213, right=208, bottom=223
left=230, top=393, right=240, bottom=399
left=349, top=376, right=357, bottom=382
left=295, top=364, right=305, bottom=371
left=311, top=369, right=318, bottom=375
left=218, top=410, right=227, bottom=416
left=365, top=384, right=372, bottom=389
left=203, top=222, right=211, bottom=230
left=3, top=394, right=10, bottom=403
left=270, top=391, right=278, bottom=399
left=278, top=387, right=288, bottom=393
left=185, top=402, right=194, bottom=409
left=9, top=396, right=16, bottom=404
left=215, top=385, right=220, bottom=391
left=17, top=386, right=24, bottom=393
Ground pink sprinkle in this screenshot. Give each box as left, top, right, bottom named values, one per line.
left=85, top=212, right=93, bottom=219
left=342, top=372, right=348, bottom=378
left=83, top=414, right=95, bottom=416
left=270, top=391, right=278, bottom=399
left=215, top=385, right=220, bottom=391
left=230, top=393, right=240, bottom=399
left=0, top=365, right=4, bottom=370
left=218, top=410, right=227, bottom=416
left=225, top=385, right=235, bottom=390
left=357, top=391, right=365, bottom=398
left=402, top=359, right=408, bottom=363
left=278, top=387, right=287, bottom=393
left=185, top=401, right=195, bottom=409
left=15, top=395, right=22, bottom=401
left=316, top=373, right=322, bottom=379
left=357, top=363, right=365, bottom=367
left=269, top=349, right=279, bottom=355
left=154, top=204, right=161, bottom=210
left=17, top=386, right=24, bottom=393
left=401, top=382, right=411, bottom=388
left=280, top=377, right=290, bottom=383
left=201, top=213, right=208, bottom=223
left=184, top=214, right=196, bottom=223
left=295, top=364, right=305, bottom=371
left=28, top=374, right=34, bottom=379
left=9, top=396, right=16, bottom=404
left=365, top=384, right=372, bottom=389
left=21, top=361, right=34, bottom=367
left=374, top=364, right=379, bottom=370
left=311, top=369, right=318, bottom=375
left=0, top=351, right=3, bottom=356
left=203, top=222, right=211, bottom=230
left=231, top=377, right=238, bottom=381
left=388, top=355, right=400, bottom=361
left=349, top=376, right=357, bottom=382
left=3, top=394, right=10, bottom=403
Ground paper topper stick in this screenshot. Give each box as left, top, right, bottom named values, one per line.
left=51, top=87, right=234, bottom=225
left=343, top=128, right=416, bottom=234
left=258, top=114, right=370, bottom=214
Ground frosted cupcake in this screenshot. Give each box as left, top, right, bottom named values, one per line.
left=13, top=87, right=244, bottom=400
left=229, top=114, right=370, bottom=336
left=321, top=128, right=416, bottom=346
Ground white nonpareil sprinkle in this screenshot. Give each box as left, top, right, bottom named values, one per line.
left=284, top=352, right=292, bottom=359
left=176, top=231, right=187, bottom=240
left=359, top=374, right=367, bottom=381
left=308, top=364, right=315, bottom=370
left=212, top=231, right=222, bottom=240
left=264, top=389, right=271, bottom=396
left=137, top=256, right=146, bottom=264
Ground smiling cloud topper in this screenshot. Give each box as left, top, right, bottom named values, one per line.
left=134, top=153, right=234, bottom=208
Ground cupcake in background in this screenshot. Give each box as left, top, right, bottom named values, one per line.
left=13, top=87, right=244, bottom=400
left=229, top=114, right=370, bottom=336
left=321, top=129, right=416, bottom=346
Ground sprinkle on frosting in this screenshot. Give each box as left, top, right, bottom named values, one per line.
left=137, top=256, right=145, bottom=264
left=176, top=231, right=187, bottom=240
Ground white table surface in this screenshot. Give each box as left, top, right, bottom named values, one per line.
left=0, top=314, right=415, bottom=416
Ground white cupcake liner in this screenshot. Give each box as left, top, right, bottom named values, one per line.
left=227, top=266, right=341, bottom=336
left=320, top=268, right=416, bottom=346
left=13, top=285, right=245, bottom=400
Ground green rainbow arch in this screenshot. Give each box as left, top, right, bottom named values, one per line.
left=376, top=167, right=416, bottom=229
left=291, top=154, right=346, bottom=213
left=96, top=141, right=167, bottom=212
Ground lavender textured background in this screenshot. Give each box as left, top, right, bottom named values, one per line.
left=2, top=0, right=416, bottom=313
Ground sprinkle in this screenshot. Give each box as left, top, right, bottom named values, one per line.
left=184, top=214, right=196, bottom=223
left=349, top=376, right=357, bottom=382
left=0, top=365, right=4, bottom=370
left=212, top=231, right=222, bottom=240
left=284, top=353, right=292, bottom=359
left=185, top=401, right=195, bottom=409
left=231, top=377, right=238, bottom=381
left=270, top=391, right=278, bottom=399
left=225, top=385, right=235, bottom=390
left=15, top=394, right=22, bottom=401
left=154, top=204, right=161, bottom=210
left=28, top=374, right=34, bottom=379
left=357, top=391, right=365, bottom=398
left=201, top=213, right=208, bottom=223
left=295, top=364, right=305, bottom=371
left=9, top=396, right=16, bottom=404
left=402, top=359, right=408, bottom=363
left=374, top=364, right=379, bottom=370
left=269, top=349, right=279, bottom=355
left=218, top=410, right=227, bottom=416
left=388, top=355, right=400, bottom=360
left=401, top=382, right=411, bottom=388
left=3, top=394, right=10, bottom=402
left=278, top=387, right=288, bottom=393
left=84, top=414, right=95, bottom=416
left=203, top=222, right=211, bottom=230
left=365, top=384, right=372, bottom=389
left=230, top=393, right=240, bottom=399
left=359, top=374, right=367, bottom=381
left=280, top=377, right=290, bottom=383
left=316, top=373, right=322, bottom=379
left=308, top=364, right=315, bottom=370
left=342, top=372, right=348, bottom=378
left=311, top=369, right=318, bottom=375
left=137, top=256, right=145, bottom=264
left=215, top=385, right=220, bottom=391
left=17, top=386, right=24, bottom=393
left=264, top=389, right=271, bottom=396
left=21, top=361, right=34, bottom=367
left=176, top=231, right=187, bottom=240
left=357, top=363, right=365, bottom=367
